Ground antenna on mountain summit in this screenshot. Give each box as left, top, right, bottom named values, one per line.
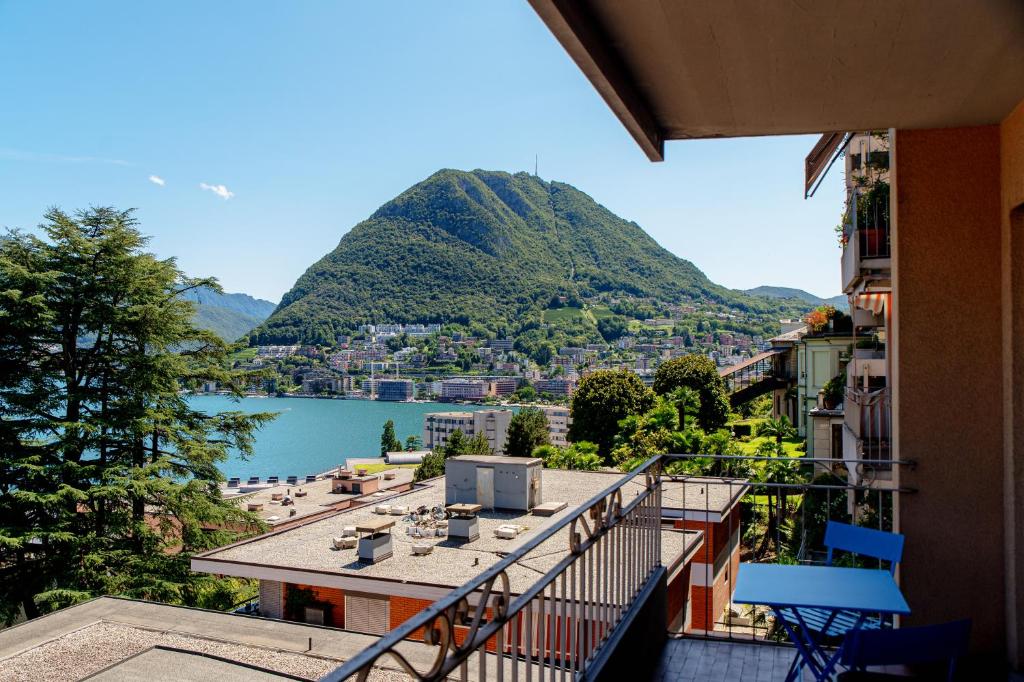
left=534, top=154, right=538, bottom=177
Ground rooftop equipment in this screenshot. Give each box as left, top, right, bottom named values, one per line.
left=444, top=456, right=543, bottom=511
left=446, top=502, right=482, bottom=542
left=356, top=517, right=395, bottom=563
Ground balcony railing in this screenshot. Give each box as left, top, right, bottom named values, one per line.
left=320, top=453, right=914, bottom=681
left=845, top=387, right=892, bottom=469
left=841, top=186, right=891, bottom=292
left=321, top=456, right=664, bottom=682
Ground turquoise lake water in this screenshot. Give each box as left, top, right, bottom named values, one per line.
left=189, top=396, right=490, bottom=479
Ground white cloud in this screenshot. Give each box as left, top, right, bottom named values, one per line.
left=199, top=182, right=234, bottom=200
left=148, top=175, right=166, bottom=186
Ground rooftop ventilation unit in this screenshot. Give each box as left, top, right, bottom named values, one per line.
left=446, top=503, right=482, bottom=542
left=356, top=518, right=395, bottom=563
left=444, top=456, right=543, bottom=511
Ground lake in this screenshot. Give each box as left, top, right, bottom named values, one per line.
left=189, top=396, right=491, bottom=479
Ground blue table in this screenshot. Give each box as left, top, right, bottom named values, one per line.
left=733, top=563, right=910, bottom=681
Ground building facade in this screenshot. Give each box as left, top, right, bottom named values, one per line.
left=439, top=379, right=489, bottom=401
left=540, top=405, right=572, bottom=447
left=422, top=409, right=513, bottom=454
left=376, top=379, right=414, bottom=402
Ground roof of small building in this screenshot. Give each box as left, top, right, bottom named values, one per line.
left=449, top=455, right=543, bottom=466
left=0, top=597, right=405, bottom=681
left=222, top=467, right=416, bottom=528
left=660, top=476, right=750, bottom=520
left=195, top=469, right=705, bottom=594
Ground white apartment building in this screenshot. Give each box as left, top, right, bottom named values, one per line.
left=541, top=405, right=572, bottom=447
left=440, top=378, right=489, bottom=400
left=423, top=409, right=513, bottom=454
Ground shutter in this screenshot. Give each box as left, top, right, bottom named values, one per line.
left=344, top=595, right=390, bottom=635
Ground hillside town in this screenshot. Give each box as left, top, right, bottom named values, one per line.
left=213, top=313, right=781, bottom=403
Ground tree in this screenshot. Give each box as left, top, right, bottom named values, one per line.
left=514, top=385, right=537, bottom=403
left=504, top=408, right=550, bottom=456
left=653, top=355, right=730, bottom=431
left=670, top=386, right=701, bottom=430
left=0, top=208, right=272, bottom=623
left=538, top=442, right=602, bottom=471
left=597, top=316, right=628, bottom=342
left=757, top=416, right=796, bottom=444
left=569, top=369, right=655, bottom=462
left=404, top=435, right=423, bottom=451
left=380, top=419, right=402, bottom=455
left=413, top=428, right=492, bottom=481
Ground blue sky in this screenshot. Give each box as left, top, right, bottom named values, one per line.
left=0, top=1, right=845, bottom=303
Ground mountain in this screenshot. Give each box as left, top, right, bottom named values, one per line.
left=183, top=287, right=277, bottom=341
left=744, top=286, right=847, bottom=311
left=254, top=169, right=808, bottom=345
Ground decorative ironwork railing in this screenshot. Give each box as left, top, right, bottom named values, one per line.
left=319, top=453, right=916, bottom=680
left=319, top=456, right=664, bottom=682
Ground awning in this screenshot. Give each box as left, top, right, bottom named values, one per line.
left=854, top=293, right=889, bottom=315
left=805, top=132, right=849, bottom=199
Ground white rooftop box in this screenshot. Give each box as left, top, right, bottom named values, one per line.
left=444, top=456, right=543, bottom=511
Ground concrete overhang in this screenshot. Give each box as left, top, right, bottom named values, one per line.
left=529, top=0, right=1024, bottom=160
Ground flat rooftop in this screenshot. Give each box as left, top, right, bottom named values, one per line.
left=195, top=469, right=706, bottom=594
left=661, top=476, right=750, bottom=520
left=0, top=598, right=351, bottom=681
left=0, top=597, right=501, bottom=682
left=222, top=467, right=416, bottom=528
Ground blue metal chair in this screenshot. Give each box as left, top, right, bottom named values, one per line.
left=784, top=521, right=905, bottom=637
left=837, top=619, right=972, bottom=681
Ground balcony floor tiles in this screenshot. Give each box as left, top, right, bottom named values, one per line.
left=656, top=637, right=815, bottom=682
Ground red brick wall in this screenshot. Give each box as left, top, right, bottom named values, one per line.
left=287, top=583, right=346, bottom=628
left=281, top=582, right=633, bottom=661
left=674, top=510, right=741, bottom=632
left=667, top=564, right=692, bottom=631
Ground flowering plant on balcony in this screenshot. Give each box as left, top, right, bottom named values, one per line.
left=804, top=304, right=837, bottom=333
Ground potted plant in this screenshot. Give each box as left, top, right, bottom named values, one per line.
left=821, top=375, right=845, bottom=410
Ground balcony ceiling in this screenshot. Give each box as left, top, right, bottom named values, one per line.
left=529, top=0, right=1024, bottom=160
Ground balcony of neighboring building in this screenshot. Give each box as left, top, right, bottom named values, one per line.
left=840, top=185, right=891, bottom=294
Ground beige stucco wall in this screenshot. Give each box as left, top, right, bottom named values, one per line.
left=1000, top=99, right=1024, bottom=670
left=893, top=126, right=1005, bottom=655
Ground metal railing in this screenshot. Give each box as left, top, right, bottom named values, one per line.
left=845, top=387, right=892, bottom=466
left=661, top=453, right=912, bottom=642
left=841, top=185, right=891, bottom=291
left=319, top=452, right=914, bottom=680
left=320, top=456, right=664, bottom=681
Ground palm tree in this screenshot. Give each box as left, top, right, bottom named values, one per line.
left=670, top=386, right=701, bottom=430
left=758, top=415, right=796, bottom=444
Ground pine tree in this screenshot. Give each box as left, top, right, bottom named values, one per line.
left=380, top=419, right=402, bottom=455
left=0, top=208, right=273, bottom=623
left=504, top=408, right=550, bottom=456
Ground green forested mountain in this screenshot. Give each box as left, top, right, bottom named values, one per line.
left=182, top=287, right=277, bottom=341
left=253, top=169, right=807, bottom=345
left=744, top=286, right=847, bottom=311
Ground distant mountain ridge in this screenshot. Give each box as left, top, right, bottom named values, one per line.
left=254, top=169, right=809, bottom=345
left=183, top=287, right=277, bottom=341
left=745, top=286, right=847, bottom=311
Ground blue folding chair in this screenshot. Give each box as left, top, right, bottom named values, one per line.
left=784, top=521, right=905, bottom=637
left=837, top=619, right=971, bottom=681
